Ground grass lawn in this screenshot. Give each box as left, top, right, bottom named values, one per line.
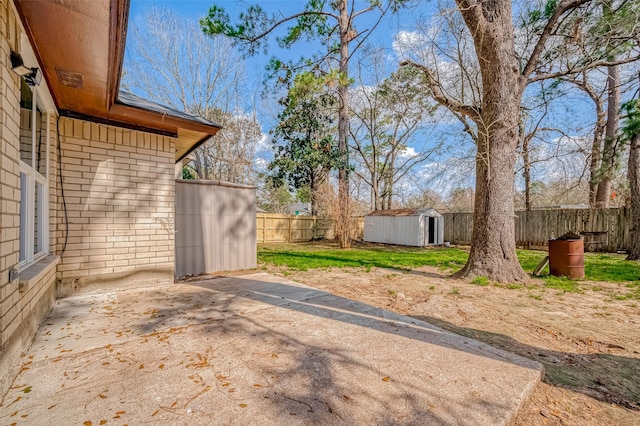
left=258, top=243, right=468, bottom=272
left=258, top=242, right=640, bottom=294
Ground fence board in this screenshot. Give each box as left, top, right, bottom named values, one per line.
left=256, top=214, right=364, bottom=243
left=443, top=208, right=631, bottom=252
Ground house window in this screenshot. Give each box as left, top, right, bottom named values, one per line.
left=18, top=78, right=49, bottom=269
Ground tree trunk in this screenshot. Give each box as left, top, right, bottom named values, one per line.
left=520, top=119, right=532, bottom=250
left=385, top=150, right=396, bottom=210
left=310, top=175, right=318, bottom=216
left=454, top=0, right=529, bottom=283
left=595, top=64, right=620, bottom=208
left=336, top=0, right=351, bottom=248
left=523, top=135, right=532, bottom=212
left=589, top=100, right=605, bottom=206
left=627, top=132, right=640, bottom=260
left=372, top=185, right=380, bottom=211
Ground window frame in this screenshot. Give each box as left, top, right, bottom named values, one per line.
left=18, top=83, right=50, bottom=271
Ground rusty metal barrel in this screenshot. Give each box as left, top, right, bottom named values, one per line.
left=548, top=236, right=585, bottom=280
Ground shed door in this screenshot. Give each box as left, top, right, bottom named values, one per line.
left=428, top=217, right=435, bottom=245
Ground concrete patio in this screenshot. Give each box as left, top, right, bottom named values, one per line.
left=0, top=273, right=542, bottom=425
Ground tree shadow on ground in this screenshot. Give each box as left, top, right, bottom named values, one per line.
left=413, top=315, right=640, bottom=411
left=2, top=277, right=521, bottom=424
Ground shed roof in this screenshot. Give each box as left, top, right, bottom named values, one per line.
left=366, top=208, right=442, bottom=217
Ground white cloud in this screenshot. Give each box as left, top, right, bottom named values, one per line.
left=398, top=146, right=418, bottom=158
left=255, top=133, right=270, bottom=151
left=392, top=30, right=429, bottom=61
left=253, top=157, right=269, bottom=173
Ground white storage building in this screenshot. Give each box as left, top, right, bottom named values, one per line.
left=175, top=179, right=257, bottom=278
left=364, top=208, right=444, bottom=247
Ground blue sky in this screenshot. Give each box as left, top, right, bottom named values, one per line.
left=125, top=1, right=627, bottom=202
left=126, top=1, right=467, bottom=195
left=128, top=1, right=434, bottom=85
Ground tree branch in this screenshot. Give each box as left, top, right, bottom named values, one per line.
left=528, top=54, right=640, bottom=84
left=352, top=6, right=376, bottom=20
left=521, top=0, right=592, bottom=80
left=400, top=60, right=481, bottom=121
left=454, top=0, right=486, bottom=30
left=239, top=10, right=339, bottom=44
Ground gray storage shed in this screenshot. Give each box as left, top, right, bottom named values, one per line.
left=364, top=208, right=444, bottom=247
left=175, top=179, right=256, bottom=278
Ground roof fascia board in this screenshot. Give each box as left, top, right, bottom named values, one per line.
left=59, top=109, right=177, bottom=138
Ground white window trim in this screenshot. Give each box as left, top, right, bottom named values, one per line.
left=19, top=85, right=50, bottom=271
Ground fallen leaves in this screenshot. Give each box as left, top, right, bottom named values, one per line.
left=7, top=396, right=21, bottom=407
left=186, top=353, right=210, bottom=369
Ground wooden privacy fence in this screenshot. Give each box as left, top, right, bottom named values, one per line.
left=256, top=214, right=364, bottom=243
left=444, top=208, right=633, bottom=252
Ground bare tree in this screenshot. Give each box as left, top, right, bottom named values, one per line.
left=123, top=7, right=260, bottom=183
left=350, top=49, right=437, bottom=210
left=558, top=71, right=608, bottom=205
left=190, top=110, right=263, bottom=184
left=400, top=0, right=639, bottom=282
left=201, top=0, right=417, bottom=248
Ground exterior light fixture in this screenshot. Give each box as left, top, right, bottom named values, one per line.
left=10, top=51, right=42, bottom=86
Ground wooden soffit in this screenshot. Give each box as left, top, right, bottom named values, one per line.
left=14, top=0, right=219, bottom=162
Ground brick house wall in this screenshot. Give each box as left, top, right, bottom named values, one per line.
left=0, top=0, right=178, bottom=397
left=55, top=118, right=176, bottom=293
left=0, top=0, right=60, bottom=397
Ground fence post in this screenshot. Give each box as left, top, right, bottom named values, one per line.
left=289, top=216, right=293, bottom=242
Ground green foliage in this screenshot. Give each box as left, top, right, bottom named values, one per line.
left=258, top=180, right=293, bottom=213
left=258, top=244, right=468, bottom=271
left=620, top=99, right=640, bottom=142
left=518, top=250, right=640, bottom=282
left=543, top=276, right=581, bottom=293
left=471, top=276, right=490, bottom=286
left=201, top=4, right=271, bottom=54
left=522, top=0, right=640, bottom=66
left=181, top=165, right=196, bottom=180
left=268, top=71, right=342, bottom=201
left=258, top=244, right=640, bottom=284
left=543, top=0, right=558, bottom=18
left=200, top=1, right=415, bottom=71
left=295, top=185, right=312, bottom=203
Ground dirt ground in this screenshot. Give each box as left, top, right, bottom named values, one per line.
left=253, top=261, right=640, bottom=425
